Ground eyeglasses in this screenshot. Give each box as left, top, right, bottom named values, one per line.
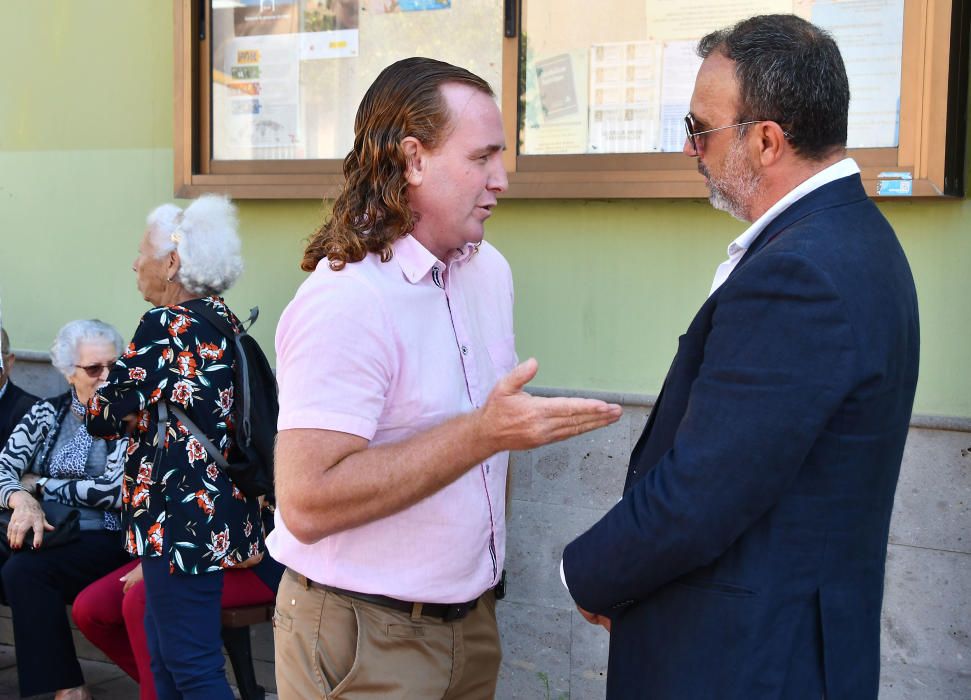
left=75, top=361, right=117, bottom=378
left=684, top=113, right=793, bottom=153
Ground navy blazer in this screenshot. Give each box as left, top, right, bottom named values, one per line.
left=563, top=174, right=919, bottom=700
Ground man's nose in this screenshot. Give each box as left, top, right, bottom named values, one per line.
left=683, top=136, right=700, bottom=157
left=489, top=162, right=509, bottom=193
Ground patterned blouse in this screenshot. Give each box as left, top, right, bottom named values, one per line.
left=0, top=395, right=124, bottom=523
left=87, top=297, right=264, bottom=575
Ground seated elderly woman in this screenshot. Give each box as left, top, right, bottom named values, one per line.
left=0, top=319, right=132, bottom=700
left=87, top=195, right=265, bottom=699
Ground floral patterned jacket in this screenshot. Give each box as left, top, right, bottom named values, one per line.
left=87, top=297, right=264, bottom=574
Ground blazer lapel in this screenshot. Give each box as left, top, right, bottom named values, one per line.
left=732, top=173, right=868, bottom=276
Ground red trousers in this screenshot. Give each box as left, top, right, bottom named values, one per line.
left=72, top=559, right=274, bottom=700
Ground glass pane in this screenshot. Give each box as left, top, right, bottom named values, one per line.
left=519, top=0, right=905, bottom=156
left=211, top=0, right=503, bottom=161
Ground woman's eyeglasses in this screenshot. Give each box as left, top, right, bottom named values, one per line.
left=75, top=361, right=117, bottom=378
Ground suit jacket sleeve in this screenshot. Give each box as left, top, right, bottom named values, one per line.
left=563, top=250, right=860, bottom=615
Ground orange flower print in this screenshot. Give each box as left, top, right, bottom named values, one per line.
left=123, top=343, right=138, bottom=359
left=136, top=457, right=153, bottom=484
left=126, top=438, right=140, bottom=457
left=121, top=479, right=131, bottom=505
left=129, top=367, right=147, bottom=381
left=147, top=522, right=164, bottom=554
left=217, top=387, right=233, bottom=416
left=171, top=380, right=193, bottom=407
left=131, top=482, right=150, bottom=508
left=126, top=529, right=137, bottom=553
left=194, top=489, right=215, bottom=516
left=175, top=352, right=197, bottom=378
left=207, top=526, right=230, bottom=560
left=243, top=519, right=253, bottom=537
left=232, top=485, right=245, bottom=500
left=248, top=542, right=261, bottom=559
left=149, top=388, right=162, bottom=404
left=168, top=314, right=192, bottom=337
left=161, top=347, right=173, bottom=362
left=186, top=437, right=207, bottom=463
left=136, top=409, right=151, bottom=433
left=206, top=464, right=220, bottom=482
left=87, top=394, right=104, bottom=416
left=198, top=343, right=224, bottom=361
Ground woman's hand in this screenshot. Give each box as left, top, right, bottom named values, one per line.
left=120, top=562, right=143, bottom=594
left=19, top=473, right=41, bottom=493
left=237, top=551, right=264, bottom=569
left=6, top=491, right=54, bottom=549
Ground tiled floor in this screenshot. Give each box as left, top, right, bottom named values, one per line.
left=0, top=645, right=277, bottom=700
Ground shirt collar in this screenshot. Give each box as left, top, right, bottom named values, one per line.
left=394, top=235, right=480, bottom=285
left=725, top=157, right=861, bottom=258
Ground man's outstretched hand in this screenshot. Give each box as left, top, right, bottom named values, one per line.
left=477, top=358, right=623, bottom=453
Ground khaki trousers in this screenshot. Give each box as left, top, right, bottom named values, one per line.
left=273, top=568, right=501, bottom=699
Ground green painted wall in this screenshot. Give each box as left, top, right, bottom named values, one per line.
left=1, top=2, right=969, bottom=418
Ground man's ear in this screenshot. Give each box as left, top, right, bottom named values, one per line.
left=756, top=122, right=788, bottom=167
left=401, top=136, right=425, bottom=187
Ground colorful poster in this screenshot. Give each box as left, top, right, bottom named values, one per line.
left=223, top=33, right=301, bottom=156
left=365, top=0, right=451, bottom=13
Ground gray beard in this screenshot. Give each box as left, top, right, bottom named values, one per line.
left=699, top=142, right=762, bottom=222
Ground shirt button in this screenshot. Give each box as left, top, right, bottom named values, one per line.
left=461, top=345, right=468, bottom=355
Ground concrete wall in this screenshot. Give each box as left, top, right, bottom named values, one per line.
left=498, top=397, right=971, bottom=699
left=7, top=359, right=970, bottom=699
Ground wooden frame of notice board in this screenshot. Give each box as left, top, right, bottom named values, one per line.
left=174, top=0, right=970, bottom=200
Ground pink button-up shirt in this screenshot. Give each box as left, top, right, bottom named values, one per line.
left=268, top=235, right=517, bottom=603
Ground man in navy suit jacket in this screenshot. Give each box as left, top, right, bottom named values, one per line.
left=563, top=15, right=919, bottom=700
left=0, top=328, right=39, bottom=448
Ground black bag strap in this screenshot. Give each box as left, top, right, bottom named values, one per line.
left=191, top=304, right=259, bottom=446
left=162, top=402, right=230, bottom=470
left=192, top=303, right=259, bottom=339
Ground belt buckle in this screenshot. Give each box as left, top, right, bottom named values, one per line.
left=442, top=603, right=469, bottom=622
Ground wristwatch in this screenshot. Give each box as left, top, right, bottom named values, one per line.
left=34, top=477, right=49, bottom=496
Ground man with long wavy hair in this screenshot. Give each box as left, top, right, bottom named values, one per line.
left=268, top=57, right=622, bottom=699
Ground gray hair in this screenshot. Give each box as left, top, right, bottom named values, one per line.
left=146, top=194, right=243, bottom=297
left=0, top=328, right=9, bottom=357
left=698, top=14, right=849, bottom=161
left=50, top=320, right=125, bottom=378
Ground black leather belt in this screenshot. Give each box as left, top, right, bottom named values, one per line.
left=296, top=573, right=479, bottom=622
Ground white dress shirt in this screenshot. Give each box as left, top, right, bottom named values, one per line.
left=708, top=158, right=861, bottom=295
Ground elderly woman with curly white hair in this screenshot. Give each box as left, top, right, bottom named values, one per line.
left=0, top=319, right=131, bottom=700
left=86, top=195, right=265, bottom=700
